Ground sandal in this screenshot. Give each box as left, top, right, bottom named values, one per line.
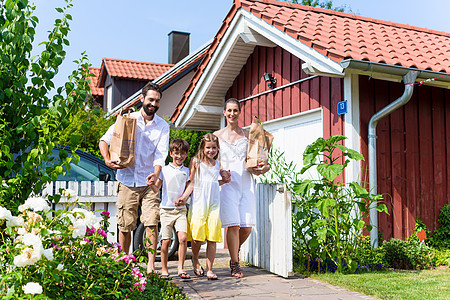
left=207, top=273, right=218, bottom=280
left=230, top=261, right=243, bottom=278
left=191, top=259, right=204, bottom=277
left=177, top=272, right=191, bottom=280
left=159, top=274, right=170, bottom=280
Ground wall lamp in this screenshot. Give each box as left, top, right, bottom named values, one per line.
left=263, top=73, right=276, bottom=89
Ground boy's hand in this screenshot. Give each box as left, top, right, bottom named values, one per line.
left=174, top=197, right=186, bottom=206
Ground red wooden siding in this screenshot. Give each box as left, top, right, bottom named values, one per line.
left=359, top=76, right=450, bottom=240
left=226, top=46, right=345, bottom=182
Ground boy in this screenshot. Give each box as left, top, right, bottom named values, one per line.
left=156, top=139, right=191, bottom=279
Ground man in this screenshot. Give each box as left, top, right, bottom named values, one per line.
left=99, top=82, right=169, bottom=273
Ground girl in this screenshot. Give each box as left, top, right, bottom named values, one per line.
left=176, top=133, right=229, bottom=280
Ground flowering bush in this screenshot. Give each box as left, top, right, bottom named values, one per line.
left=0, top=194, right=151, bottom=299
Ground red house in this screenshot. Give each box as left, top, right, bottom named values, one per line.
left=171, top=0, right=450, bottom=242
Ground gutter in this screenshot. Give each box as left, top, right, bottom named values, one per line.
left=341, top=59, right=421, bottom=248
left=367, top=70, right=418, bottom=248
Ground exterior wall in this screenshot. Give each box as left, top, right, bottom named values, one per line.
left=226, top=46, right=345, bottom=180
left=159, top=71, right=195, bottom=120
left=113, top=79, right=147, bottom=108
left=359, top=75, right=450, bottom=240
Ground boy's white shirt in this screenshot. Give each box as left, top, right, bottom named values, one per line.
left=159, top=163, right=190, bottom=209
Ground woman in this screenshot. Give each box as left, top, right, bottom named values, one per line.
left=214, top=98, right=270, bottom=278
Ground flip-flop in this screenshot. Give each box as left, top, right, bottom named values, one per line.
left=159, top=274, right=170, bottom=280
left=178, top=272, right=191, bottom=279
left=191, top=259, right=205, bottom=277
left=207, top=273, right=218, bottom=280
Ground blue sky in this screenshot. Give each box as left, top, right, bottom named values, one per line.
left=31, top=0, right=450, bottom=92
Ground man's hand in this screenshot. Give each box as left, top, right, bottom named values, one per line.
left=105, top=159, right=126, bottom=170
left=146, top=173, right=156, bottom=186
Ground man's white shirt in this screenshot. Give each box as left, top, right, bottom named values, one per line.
left=100, top=110, right=169, bottom=187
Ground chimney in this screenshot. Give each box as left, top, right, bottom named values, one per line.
left=168, top=31, right=190, bottom=64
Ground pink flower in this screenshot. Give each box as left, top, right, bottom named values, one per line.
left=129, top=254, right=136, bottom=262
left=132, top=267, right=143, bottom=278
left=86, top=227, right=95, bottom=235
left=101, top=211, right=110, bottom=218
left=83, top=238, right=90, bottom=243
left=97, top=229, right=107, bottom=238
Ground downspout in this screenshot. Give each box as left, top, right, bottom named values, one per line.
left=368, top=70, right=418, bottom=248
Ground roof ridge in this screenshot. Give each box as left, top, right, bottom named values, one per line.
left=242, top=0, right=450, bottom=37
left=102, top=57, right=174, bottom=66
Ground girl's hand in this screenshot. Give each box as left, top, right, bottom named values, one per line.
left=220, top=169, right=231, bottom=183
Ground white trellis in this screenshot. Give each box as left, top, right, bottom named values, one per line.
left=42, top=181, right=119, bottom=243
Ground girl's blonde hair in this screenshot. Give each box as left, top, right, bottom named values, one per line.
left=195, top=133, right=220, bottom=163
left=193, top=133, right=220, bottom=181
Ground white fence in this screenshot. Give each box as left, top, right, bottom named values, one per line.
left=41, top=181, right=119, bottom=244
left=43, top=181, right=293, bottom=277
left=240, top=183, right=293, bottom=278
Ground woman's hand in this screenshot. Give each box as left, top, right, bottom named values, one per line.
left=251, top=163, right=270, bottom=175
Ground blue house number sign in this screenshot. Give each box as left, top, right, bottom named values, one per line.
left=337, top=100, right=347, bottom=115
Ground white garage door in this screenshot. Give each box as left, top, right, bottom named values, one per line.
left=260, top=108, right=323, bottom=180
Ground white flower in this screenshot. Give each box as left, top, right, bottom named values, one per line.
left=19, top=197, right=50, bottom=213
left=69, top=218, right=87, bottom=238
left=17, top=227, right=27, bottom=235
left=43, top=248, right=54, bottom=261
left=0, top=206, right=12, bottom=220
left=22, top=282, right=43, bottom=295
left=72, top=208, right=98, bottom=227
left=13, top=247, right=40, bottom=267
left=63, top=189, right=76, bottom=198
left=57, top=264, right=64, bottom=271
left=23, top=233, right=42, bottom=248
left=6, top=216, right=24, bottom=228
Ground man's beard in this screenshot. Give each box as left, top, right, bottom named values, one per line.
left=143, top=105, right=159, bottom=116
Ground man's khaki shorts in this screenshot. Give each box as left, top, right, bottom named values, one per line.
left=116, top=183, right=160, bottom=232
left=160, top=207, right=187, bottom=240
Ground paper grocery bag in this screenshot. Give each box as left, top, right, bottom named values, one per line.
left=109, top=112, right=136, bottom=167
left=245, top=118, right=274, bottom=172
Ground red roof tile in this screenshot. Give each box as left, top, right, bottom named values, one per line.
left=88, top=67, right=103, bottom=96
left=98, top=58, right=174, bottom=87
left=171, top=0, right=450, bottom=123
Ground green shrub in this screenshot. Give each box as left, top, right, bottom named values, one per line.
left=58, top=103, right=115, bottom=159
left=383, top=238, right=432, bottom=269
left=168, top=128, right=208, bottom=166
left=428, top=204, right=450, bottom=249
left=430, top=248, right=450, bottom=267
left=352, top=235, right=386, bottom=267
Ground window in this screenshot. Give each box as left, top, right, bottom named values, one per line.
left=106, top=85, right=113, bottom=112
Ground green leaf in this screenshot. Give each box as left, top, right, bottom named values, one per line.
left=30, top=149, right=39, bottom=159
left=70, top=134, right=81, bottom=145
left=377, top=204, right=389, bottom=214
left=349, top=182, right=369, bottom=197
left=327, top=135, right=346, bottom=145
left=315, top=198, right=336, bottom=217
left=4, top=88, right=12, bottom=97
left=55, top=7, right=63, bottom=13
left=317, top=163, right=343, bottom=181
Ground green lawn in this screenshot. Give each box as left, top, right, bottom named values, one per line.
left=311, top=268, right=450, bottom=300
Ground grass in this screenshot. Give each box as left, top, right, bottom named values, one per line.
left=310, top=268, right=450, bottom=300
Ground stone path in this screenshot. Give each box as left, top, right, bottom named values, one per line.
left=157, top=248, right=377, bottom=299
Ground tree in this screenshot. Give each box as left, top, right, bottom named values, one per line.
left=287, top=0, right=347, bottom=12
left=0, top=0, right=91, bottom=210
left=57, top=99, right=115, bottom=159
